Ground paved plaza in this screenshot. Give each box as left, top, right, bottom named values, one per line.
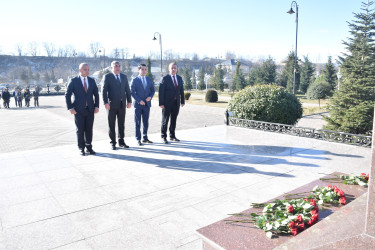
left=0, top=96, right=371, bottom=249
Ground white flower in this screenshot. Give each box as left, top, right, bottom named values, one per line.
left=359, top=181, right=366, bottom=186
left=266, top=223, right=273, bottom=231
left=266, top=231, right=273, bottom=239
left=319, top=194, right=324, bottom=200
left=281, top=219, right=289, bottom=225
left=318, top=199, right=324, bottom=205
left=274, top=221, right=280, bottom=228
left=313, top=185, right=319, bottom=192
left=303, top=203, right=313, bottom=210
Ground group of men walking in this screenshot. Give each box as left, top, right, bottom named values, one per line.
left=65, top=61, right=185, bottom=156
left=1, top=87, right=40, bottom=109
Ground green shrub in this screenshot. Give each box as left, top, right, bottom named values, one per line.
left=228, top=84, right=302, bottom=125
left=184, top=92, right=191, bottom=100
left=205, top=89, right=218, bottom=102
left=306, top=82, right=331, bottom=107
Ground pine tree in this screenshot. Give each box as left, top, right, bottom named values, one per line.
left=146, top=58, right=154, bottom=82
left=50, top=69, right=56, bottom=83
left=20, top=68, right=28, bottom=83
left=324, top=1, right=375, bottom=134
left=278, top=51, right=300, bottom=92
left=299, top=56, right=315, bottom=93
left=247, top=67, right=257, bottom=86
left=257, top=57, right=277, bottom=84
left=43, top=72, right=50, bottom=83
left=232, top=61, right=246, bottom=91
left=183, top=68, right=193, bottom=90
left=198, top=67, right=206, bottom=90
left=323, top=56, right=337, bottom=91
left=213, top=64, right=225, bottom=91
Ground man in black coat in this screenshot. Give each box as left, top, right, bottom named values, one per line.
left=2, top=88, right=10, bottom=108
left=65, top=63, right=99, bottom=156
left=102, top=61, right=132, bottom=150
left=159, top=62, right=185, bottom=144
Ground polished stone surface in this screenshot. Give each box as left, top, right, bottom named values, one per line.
left=0, top=97, right=371, bottom=249
left=197, top=173, right=368, bottom=250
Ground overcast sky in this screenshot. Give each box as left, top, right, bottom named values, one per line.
left=0, top=0, right=363, bottom=63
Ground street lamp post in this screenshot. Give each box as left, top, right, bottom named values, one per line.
left=153, top=32, right=163, bottom=79
left=98, top=48, right=106, bottom=70
left=287, top=1, right=299, bottom=95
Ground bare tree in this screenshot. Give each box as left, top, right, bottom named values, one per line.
left=57, top=48, right=64, bottom=57
left=120, top=48, right=130, bottom=60
left=28, top=42, right=39, bottom=56
left=192, top=53, right=199, bottom=61
left=15, top=44, right=24, bottom=56
left=89, top=42, right=101, bottom=58
left=43, top=42, right=56, bottom=57
left=112, top=48, right=120, bottom=59
left=63, top=45, right=76, bottom=57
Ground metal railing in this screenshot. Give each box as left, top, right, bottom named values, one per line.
left=225, top=111, right=372, bottom=147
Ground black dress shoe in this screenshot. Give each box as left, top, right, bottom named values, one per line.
left=80, top=150, right=86, bottom=156
left=142, top=139, right=153, bottom=143
left=111, top=145, right=117, bottom=150
left=86, top=148, right=96, bottom=155
left=170, top=137, right=180, bottom=142
left=137, top=140, right=143, bottom=146
left=162, top=138, right=168, bottom=144
left=119, top=143, right=130, bottom=148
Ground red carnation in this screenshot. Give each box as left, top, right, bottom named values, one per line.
left=337, top=190, right=345, bottom=197
left=332, top=185, right=338, bottom=192
left=306, top=219, right=313, bottom=227
left=288, top=221, right=296, bottom=229
left=340, top=197, right=347, bottom=205
left=365, top=174, right=369, bottom=181
left=304, top=198, right=309, bottom=201
left=314, top=205, right=319, bottom=212
left=296, top=214, right=303, bottom=223
left=361, top=173, right=366, bottom=176
left=288, top=205, right=294, bottom=213
left=327, top=185, right=332, bottom=189
left=298, top=222, right=305, bottom=231
left=309, top=199, right=316, bottom=206
left=311, top=209, right=318, bottom=215
left=290, top=228, right=298, bottom=236
left=311, top=214, right=319, bottom=223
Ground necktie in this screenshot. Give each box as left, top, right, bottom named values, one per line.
left=173, top=76, right=177, bottom=89
left=84, top=77, right=87, bottom=93
left=142, top=77, right=147, bottom=89
left=84, top=77, right=88, bottom=106
left=116, top=75, right=121, bottom=84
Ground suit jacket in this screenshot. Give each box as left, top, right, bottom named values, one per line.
left=65, top=76, right=99, bottom=114
left=131, top=76, right=155, bottom=108
left=159, top=74, right=185, bottom=108
left=102, top=73, right=132, bottom=109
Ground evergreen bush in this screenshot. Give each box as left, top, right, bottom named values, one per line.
left=205, top=89, right=218, bottom=102
left=228, top=85, right=302, bottom=125
left=184, top=92, right=191, bottom=100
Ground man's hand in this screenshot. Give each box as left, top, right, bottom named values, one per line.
left=181, top=104, right=185, bottom=107
left=127, top=103, right=132, bottom=108
left=105, top=103, right=110, bottom=110
left=145, top=97, right=151, bottom=102
left=159, top=105, right=165, bottom=109
left=140, top=100, right=145, bottom=106
left=70, top=108, right=77, bottom=115
left=94, top=107, right=99, bottom=114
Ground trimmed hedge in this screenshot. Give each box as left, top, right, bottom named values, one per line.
left=184, top=92, right=191, bottom=100
left=228, top=84, right=303, bottom=125
left=205, top=89, right=218, bottom=102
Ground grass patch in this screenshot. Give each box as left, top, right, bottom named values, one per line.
left=303, top=106, right=327, bottom=116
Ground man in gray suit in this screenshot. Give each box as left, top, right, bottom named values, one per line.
left=131, top=64, right=155, bottom=146
left=102, top=61, right=132, bottom=150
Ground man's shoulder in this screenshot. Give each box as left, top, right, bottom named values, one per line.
left=104, top=73, right=113, bottom=79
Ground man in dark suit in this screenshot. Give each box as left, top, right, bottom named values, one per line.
left=65, top=63, right=99, bottom=156
left=159, top=62, right=185, bottom=144
left=131, top=64, right=155, bottom=146
left=102, top=61, right=132, bottom=150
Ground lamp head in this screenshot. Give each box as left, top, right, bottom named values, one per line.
left=287, top=8, right=295, bottom=14
left=153, top=36, right=157, bottom=40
